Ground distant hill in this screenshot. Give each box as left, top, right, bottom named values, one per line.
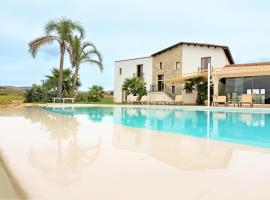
left=0, top=86, right=30, bottom=95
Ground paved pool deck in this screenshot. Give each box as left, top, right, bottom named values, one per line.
left=0, top=156, right=20, bottom=199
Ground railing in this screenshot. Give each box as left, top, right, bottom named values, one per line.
left=165, top=85, right=176, bottom=99
left=225, top=93, right=270, bottom=104
left=133, top=72, right=144, bottom=78
left=150, top=84, right=177, bottom=99
left=197, top=66, right=213, bottom=73
left=150, top=84, right=161, bottom=92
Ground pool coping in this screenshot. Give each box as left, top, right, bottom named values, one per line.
left=27, top=103, right=270, bottom=114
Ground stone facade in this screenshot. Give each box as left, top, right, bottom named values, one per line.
left=152, top=45, right=182, bottom=95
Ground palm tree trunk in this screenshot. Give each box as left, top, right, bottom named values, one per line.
left=72, top=64, right=79, bottom=94
left=58, top=44, right=65, bottom=97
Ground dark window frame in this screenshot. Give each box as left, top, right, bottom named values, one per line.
left=159, top=62, right=163, bottom=70
left=201, top=57, right=211, bottom=70
left=176, top=62, right=180, bottom=70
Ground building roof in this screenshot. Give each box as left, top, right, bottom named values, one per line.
left=225, top=61, right=270, bottom=68
left=114, top=56, right=151, bottom=63
left=151, top=42, right=235, bottom=64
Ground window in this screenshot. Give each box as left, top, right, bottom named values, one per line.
left=172, top=85, right=175, bottom=94
left=201, top=57, right=211, bottom=70
left=119, top=68, right=122, bottom=75
left=176, top=62, right=180, bottom=70
left=157, top=74, right=164, bottom=91
left=137, top=65, right=143, bottom=78
left=159, top=62, right=163, bottom=69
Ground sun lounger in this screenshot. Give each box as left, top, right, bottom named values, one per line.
left=212, top=96, right=227, bottom=107
left=239, top=94, right=253, bottom=107
left=139, top=96, right=148, bottom=104
left=171, top=95, right=183, bottom=105
left=152, top=96, right=165, bottom=105
left=129, top=96, right=138, bottom=104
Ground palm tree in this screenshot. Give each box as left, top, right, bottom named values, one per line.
left=122, top=77, right=147, bottom=99
left=28, top=17, right=85, bottom=97
left=68, top=36, right=103, bottom=94
left=44, top=68, right=81, bottom=97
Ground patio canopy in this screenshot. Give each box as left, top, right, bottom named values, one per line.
left=165, top=71, right=208, bottom=83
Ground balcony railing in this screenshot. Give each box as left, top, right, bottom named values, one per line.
left=133, top=72, right=144, bottom=78
left=150, top=84, right=178, bottom=99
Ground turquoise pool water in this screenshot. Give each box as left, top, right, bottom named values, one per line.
left=42, top=106, right=270, bottom=149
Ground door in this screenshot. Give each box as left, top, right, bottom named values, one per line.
left=157, top=75, right=164, bottom=91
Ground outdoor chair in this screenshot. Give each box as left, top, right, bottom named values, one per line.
left=212, top=96, right=227, bottom=107
left=139, top=96, right=148, bottom=104
left=171, top=95, right=183, bottom=105
left=239, top=94, right=253, bottom=107
left=129, top=96, right=138, bottom=104
left=151, top=96, right=165, bottom=105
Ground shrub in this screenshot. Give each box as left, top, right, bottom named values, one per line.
left=122, top=77, right=147, bottom=99
left=100, top=95, right=113, bottom=103
left=87, top=85, right=105, bottom=102
left=24, top=84, right=47, bottom=103
left=75, top=93, right=88, bottom=102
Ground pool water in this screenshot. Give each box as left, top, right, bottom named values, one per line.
left=42, top=106, right=270, bottom=149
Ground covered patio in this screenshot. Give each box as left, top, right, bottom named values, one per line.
left=212, top=62, right=270, bottom=105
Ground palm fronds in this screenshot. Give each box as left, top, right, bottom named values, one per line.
left=28, top=36, right=56, bottom=58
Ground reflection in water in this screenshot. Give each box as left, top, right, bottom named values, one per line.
left=43, top=106, right=270, bottom=149
left=113, top=124, right=233, bottom=171
left=43, top=106, right=113, bottom=122
left=112, top=107, right=270, bottom=148
left=23, top=106, right=270, bottom=171
left=1, top=107, right=101, bottom=184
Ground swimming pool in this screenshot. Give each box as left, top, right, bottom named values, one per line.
left=42, top=106, right=270, bottom=149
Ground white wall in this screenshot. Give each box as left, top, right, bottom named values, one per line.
left=114, top=57, right=152, bottom=102
left=181, top=44, right=231, bottom=75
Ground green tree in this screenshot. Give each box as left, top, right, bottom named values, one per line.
left=122, top=77, right=147, bottom=99
left=184, top=76, right=210, bottom=105
left=28, top=17, right=85, bottom=97
left=183, top=80, right=195, bottom=94
left=87, top=85, right=105, bottom=102
left=44, top=68, right=81, bottom=97
left=25, top=84, right=47, bottom=102
left=68, top=36, right=103, bottom=94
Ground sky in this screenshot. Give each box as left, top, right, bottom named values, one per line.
left=1, top=0, right=270, bottom=91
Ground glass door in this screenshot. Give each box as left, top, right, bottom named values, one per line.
left=157, top=75, right=164, bottom=91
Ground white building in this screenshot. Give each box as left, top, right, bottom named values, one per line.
left=114, top=42, right=234, bottom=104
left=114, top=57, right=152, bottom=103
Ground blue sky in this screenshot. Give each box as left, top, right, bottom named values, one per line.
left=1, top=0, right=270, bottom=91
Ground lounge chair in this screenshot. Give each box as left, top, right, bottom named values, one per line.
left=212, top=96, right=227, bottom=107
left=239, top=94, right=253, bottom=107
left=139, top=96, right=148, bottom=104
left=171, top=95, right=183, bottom=105
left=151, top=96, right=165, bottom=105
left=129, top=96, right=138, bottom=104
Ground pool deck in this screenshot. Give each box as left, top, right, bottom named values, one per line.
left=0, top=158, right=20, bottom=199
left=1, top=107, right=270, bottom=199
